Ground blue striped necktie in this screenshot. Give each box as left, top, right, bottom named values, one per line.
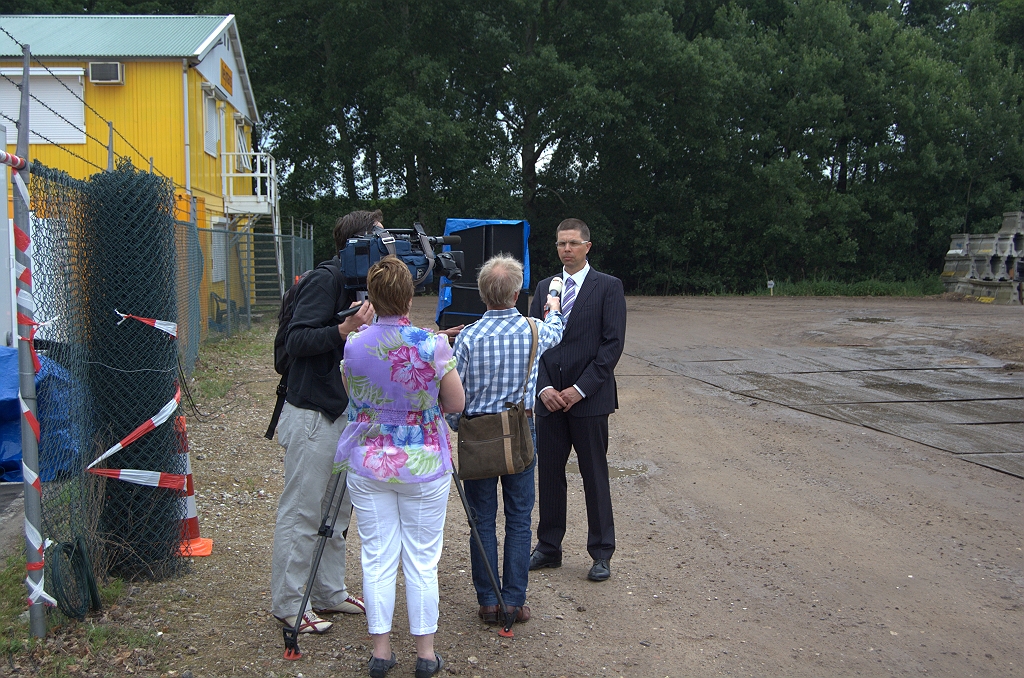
left=561, top=276, right=576, bottom=318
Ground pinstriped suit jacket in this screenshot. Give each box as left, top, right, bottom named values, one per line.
left=528, top=268, right=627, bottom=418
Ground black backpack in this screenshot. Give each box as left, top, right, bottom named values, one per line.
left=265, top=259, right=347, bottom=439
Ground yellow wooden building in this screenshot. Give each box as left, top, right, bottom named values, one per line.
left=0, top=14, right=285, bottom=338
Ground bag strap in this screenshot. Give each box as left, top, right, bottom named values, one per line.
left=519, top=317, right=539, bottom=403
left=370, top=224, right=397, bottom=257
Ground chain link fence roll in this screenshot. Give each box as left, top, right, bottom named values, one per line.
left=30, top=159, right=187, bottom=587
left=81, top=160, right=184, bottom=580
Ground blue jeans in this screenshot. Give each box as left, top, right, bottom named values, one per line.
left=462, top=417, right=536, bottom=607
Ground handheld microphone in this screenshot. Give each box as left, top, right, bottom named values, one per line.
left=544, top=277, right=563, bottom=318
left=336, top=301, right=365, bottom=321
left=426, top=235, right=461, bottom=246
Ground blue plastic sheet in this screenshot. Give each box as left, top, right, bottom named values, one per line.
left=0, top=346, right=88, bottom=483
left=0, top=347, right=20, bottom=482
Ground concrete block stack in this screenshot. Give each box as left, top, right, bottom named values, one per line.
left=941, top=212, right=1024, bottom=304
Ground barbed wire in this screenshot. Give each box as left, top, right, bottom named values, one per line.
left=0, top=72, right=111, bottom=150
left=113, top=129, right=156, bottom=171
left=0, top=25, right=111, bottom=130
left=0, top=111, right=107, bottom=173
left=0, top=24, right=179, bottom=184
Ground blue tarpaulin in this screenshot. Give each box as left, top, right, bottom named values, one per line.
left=0, top=347, right=20, bottom=482
left=0, top=346, right=88, bottom=483
left=435, top=218, right=530, bottom=324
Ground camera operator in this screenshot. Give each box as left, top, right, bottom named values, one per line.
left=270, top=210, right=376, bottom=634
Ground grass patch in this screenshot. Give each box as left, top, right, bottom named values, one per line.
left=1, top=552, right=29, bottom=655
left=192, top=323, right=274, bottom=400
left=1, top=552, right=163, bottom=675
left=757, top=275, right=945, bottom=297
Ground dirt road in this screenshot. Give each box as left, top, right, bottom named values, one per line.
left=127, top=296, right=1024, bottom=677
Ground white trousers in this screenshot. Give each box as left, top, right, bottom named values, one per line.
left=270, top=403, right=351, bottom=618
left=348, top=473, right=451, bottom=636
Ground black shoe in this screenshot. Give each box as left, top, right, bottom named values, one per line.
left=415, top=652, right=444, bottom=678
left=529, top=549, right=562, bottom=570
left=588, top=559, right=611, bottom=581
left=367, top=652, right=397, bottom=678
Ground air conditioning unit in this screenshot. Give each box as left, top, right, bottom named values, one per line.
left=88, top=62, right=124, bottom=85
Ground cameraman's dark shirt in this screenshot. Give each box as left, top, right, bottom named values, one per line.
left=284, top=259, right=351, bottom=421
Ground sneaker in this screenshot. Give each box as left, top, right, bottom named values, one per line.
left=316, top=594, right=366, bottom=615
left=274, top=610, right=332, bottom=634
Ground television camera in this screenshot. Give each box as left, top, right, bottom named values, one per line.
left=339, top=222, right=463, bottom=293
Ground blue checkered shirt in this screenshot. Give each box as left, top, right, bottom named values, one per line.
left=453, top=308, right=564, bottom=415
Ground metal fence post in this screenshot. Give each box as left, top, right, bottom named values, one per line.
left=107, top=122, right=114, bottom=171
left=15, top=43, right=48, bottom=639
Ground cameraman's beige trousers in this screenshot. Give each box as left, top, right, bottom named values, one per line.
left=270, top=403, right=352, bottom=618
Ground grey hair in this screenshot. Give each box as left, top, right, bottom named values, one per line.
left=477, top=254, right=524, bottom=308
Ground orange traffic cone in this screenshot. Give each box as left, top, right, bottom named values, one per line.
left=175, top=416, right=213, bottom=557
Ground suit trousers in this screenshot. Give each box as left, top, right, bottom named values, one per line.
left=535, top=410, right=615, bottom=561
left=271, top=403, right=351, bottom=618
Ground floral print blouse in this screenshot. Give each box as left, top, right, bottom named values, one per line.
left=334, top=316, right=457, bottom=484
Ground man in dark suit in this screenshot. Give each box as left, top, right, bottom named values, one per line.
left=527, top=218, right=627, bottom=581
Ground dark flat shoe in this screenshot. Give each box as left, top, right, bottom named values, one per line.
left=588, top=558, right=611, bottom=581
left=478, top=604, right=500, bottom=624
left=529, top=549, right=562, bottom=570
left=368, top=652, right=397, bottom=678
left=479, top=604, right=530, bottom=625
left=415, top=652, right=444, bottom=678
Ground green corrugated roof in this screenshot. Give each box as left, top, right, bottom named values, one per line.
left=0, top=15, right=230, bottom=58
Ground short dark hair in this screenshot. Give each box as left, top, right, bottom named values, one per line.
left=333, top=209, right=383, bottom=251
left=367, top=256, right=414, bottom=317
left=556, top=218, right=590, bottom=242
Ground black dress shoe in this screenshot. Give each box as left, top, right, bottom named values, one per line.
left=588, top=559, right=611, bottom=581
left=529, top=549, right=562, bottom=570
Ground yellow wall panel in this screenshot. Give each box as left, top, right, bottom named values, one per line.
left=1, top=56, right=258, bottom=332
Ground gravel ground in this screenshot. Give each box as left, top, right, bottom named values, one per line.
left=5, top=294, right=1023, bottom=678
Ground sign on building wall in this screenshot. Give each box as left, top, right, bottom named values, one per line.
left=220, top=60, right=233, bottom=95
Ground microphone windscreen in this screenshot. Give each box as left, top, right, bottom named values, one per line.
left=548, top=277, right=563, bottom=298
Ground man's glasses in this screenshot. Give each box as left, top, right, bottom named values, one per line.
left=555, top=240, right=590, bottom=249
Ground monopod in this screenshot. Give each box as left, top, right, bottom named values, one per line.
left=282, top=471, right=349, bottom=660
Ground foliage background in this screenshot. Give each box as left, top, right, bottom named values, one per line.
left=4, top=0, right=1022, bottom=292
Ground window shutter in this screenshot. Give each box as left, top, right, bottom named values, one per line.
left=0, top=74, right=86, bottom=145
left=204, top=95, right=219, bottom=156
left=211, top=228, right=227, bottom=282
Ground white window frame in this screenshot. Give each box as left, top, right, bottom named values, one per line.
left=234, top=121, right=252, bottom=171
left=203, top=91, right=220, bottom=157
left=0, top=68, right=86, bottom=145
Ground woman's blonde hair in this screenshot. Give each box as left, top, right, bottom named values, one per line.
left=367, top=256, right=414, bottom=317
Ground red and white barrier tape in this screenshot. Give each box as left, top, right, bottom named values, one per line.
left=12, top=171, right=29, bottom=206
left=19, top=395, right=40, bottom=445
left=0, top=150, right=27, bottom=170
left=16, top=315, right=55, bottom=374
left=87, top=467, right=187, bottom=491
left=21, top=471, right=56, bottom=606
left=87, top=385, right=182, bottom=469
left=115, top=309, right=177, bottom=338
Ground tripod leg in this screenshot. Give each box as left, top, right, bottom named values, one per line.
left=450, top=468, right=515, bottom=638
left=283, top=471, right=350, bottom=659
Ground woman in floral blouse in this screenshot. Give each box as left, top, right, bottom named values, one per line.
left=336, top=256, right=465, bottom=678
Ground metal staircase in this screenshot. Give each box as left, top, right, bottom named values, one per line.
left=222, top=151, right=283, bottom=308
